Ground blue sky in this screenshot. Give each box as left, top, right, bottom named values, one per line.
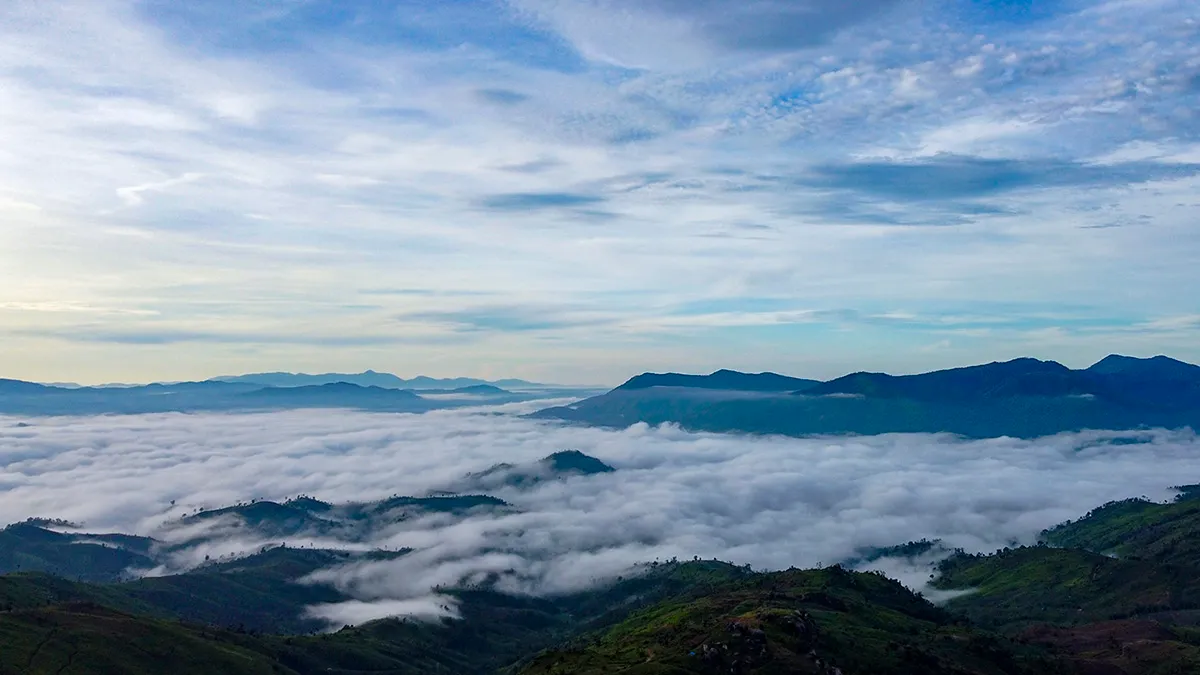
left=1, top=0, right=1198, bottom=384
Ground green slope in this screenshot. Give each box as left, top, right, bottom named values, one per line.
left=521, top=565, right=1063, bottom=675
left=0, top=604, right=286, bottom=675
left=931, top=491, right=1200, bottom=675
left=936, top=490, right=1200, bottom=630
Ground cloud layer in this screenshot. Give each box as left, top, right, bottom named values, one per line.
left=3, top=406, right=1198, bottom=623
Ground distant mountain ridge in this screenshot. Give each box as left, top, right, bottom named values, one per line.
left=1086, top=353, right=1200, bottom=378
left=0, top=379, right=539, bottom=416
left=535, top=354, right=1200, bottom=438
left=617, top=368, right=819, bottom=392
left=210, top=370, right=544, bottom=390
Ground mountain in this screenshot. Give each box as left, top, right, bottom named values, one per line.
left=450, top=450, right=616, bottom=492
left=0, top=378, right=50, bottom=394
left=806, top=358, right=1085, bottom=401
left=541, top=449, right=615, bottom=475
left=239, top=382, right=432, bottom=411
left=211, top=371, right=543, bottom=390
left=1086, top=354, right=1200, bottom=379
left=534, top=356, right=1200, bottom=438
left=617, top=369, right=820, bottom=392
left=415, top=384, right=515, bottom=396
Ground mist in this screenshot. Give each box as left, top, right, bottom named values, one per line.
left=3, top=404, right=1197, bottom=624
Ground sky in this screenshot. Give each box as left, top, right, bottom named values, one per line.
left=1, top=0, right=1199, bottom=385
left=4, top=407, right=1198, bottom=624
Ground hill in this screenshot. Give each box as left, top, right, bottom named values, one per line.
left=0, top=523, right=156, bottom=582
left=0, top=560, right=1069, bottom=675
left=521, top=564, right=1062, bottom=675
left=928, top=488, right=1200, bottom=673
left=447, top=450, right=615, bottom=492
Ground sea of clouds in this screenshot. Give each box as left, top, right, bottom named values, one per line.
left=2, top=401, right=1198, bottom=625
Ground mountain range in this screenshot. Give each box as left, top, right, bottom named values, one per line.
left=534, top=354, right=1200, bottom=438
left=209, top=371, right=547, bottom=390
left=0, top=378, right=595, bottom=416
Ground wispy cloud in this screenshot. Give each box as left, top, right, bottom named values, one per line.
left=116, top=173, right=205, bottom=206
left=477, top=191, right=606, bottom=210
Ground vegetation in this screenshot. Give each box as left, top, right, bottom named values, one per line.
left=931, top=490, right=1200, bottom=674
left=520, top=565, right=1062, bottom=675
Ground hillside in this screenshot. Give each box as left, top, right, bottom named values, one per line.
left=929, top=488, right=1200, bottom=674
left=0, top=560, right=1069, bottom=675
left=520, top=565, right=1061, bottom=675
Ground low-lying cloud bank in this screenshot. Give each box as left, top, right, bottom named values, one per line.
left=2, top=405, right=1198, bottom=624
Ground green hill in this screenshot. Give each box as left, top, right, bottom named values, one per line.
left=520, top=565, right=1061, bottom=675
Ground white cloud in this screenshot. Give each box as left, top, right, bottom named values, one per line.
left=116, top=173, right=205, bottom=206
left=305, top=597, right=460, bottom=627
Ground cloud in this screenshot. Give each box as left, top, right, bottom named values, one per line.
left=510, top=0, right=907, bottom=69
left=116, top=173, right=204, bottom=206
left=397, top=304, right=616, bottom=333
left=477, top=192, right=606, bottom=210
left=804, top=156, right=1200, bottom=202
left=305, top=597, right=460, bottom=627
left=3, top=406, right=1199, bottom=624
left=16, top=327, right=438, bottom=347
left=476, top=88, right=531, bottom=105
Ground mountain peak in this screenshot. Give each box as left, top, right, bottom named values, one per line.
left=1088, top=354, right=1200, bottom=377
left=541, top=450, right=615, bottom=475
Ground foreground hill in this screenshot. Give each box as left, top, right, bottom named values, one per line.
left=0, top=561, right=1067, bottom=675
left=521, top=565, right=1061, bottom=675
left=930, top=486, right=1200, bottom=674
left=533, top=355, right=1200, bottom=437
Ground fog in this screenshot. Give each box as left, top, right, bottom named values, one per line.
left=2, top=404, right=1197, bottom=624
